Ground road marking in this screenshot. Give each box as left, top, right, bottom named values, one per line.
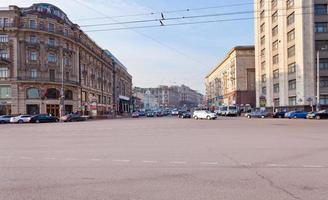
left=241, top=163, right=252, bottom=167
left=142, top=160, right=157, bottom=163
left=266, top=164, right=288, bottom=168
left=65, top=158, right=78, bottom=161
left=301, top=165, right=325, bottom=168
left=200, top=162, right=218, bottom=165
left=113, top=159, right=131, bottom=163
left=20, top=156, right=33, bottom=160
left=91, top=158, right=102, bottom=162
left=44, top=157, right=56, bottom=160
left=170, top=161, right=187, bottom=165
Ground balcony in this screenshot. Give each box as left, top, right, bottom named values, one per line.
left=45, top=44, right=60, bottom=52
left=17, top=76, right=79, bottom=86
left=0, top=56, right=11, bottom=64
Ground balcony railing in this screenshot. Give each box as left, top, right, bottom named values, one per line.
left=16, top=76, right=79, bottom=85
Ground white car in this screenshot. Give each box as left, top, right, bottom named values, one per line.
left=10, top=115, right=32, bottom=123
left=193, top=110, right=217, bottom=120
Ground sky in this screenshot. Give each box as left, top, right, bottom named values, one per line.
left=0, top=0, right=254, bottom=93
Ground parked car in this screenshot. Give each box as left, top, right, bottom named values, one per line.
left=156, top=111, right=164, bottom=117
left=226, top=105, right=238, bottom=116
left=146, top=112, right=155, bottom=117
left=60, top=113, right=86, bottom=122
left=273, top=111, right=286, bottom=118
left=178, top=111, right=191, bottom=119
left=171, top=109, right=179, bottom=116
left=10, top=115, right=32, bottom=123
left=30, top=114, right=59, bottom=123
left=0, top=115, right=12, bottom=124
left=215, top=106, right=227, bottom=116
left=286, top=111, right=308, bottom=119
left=307, top=109, right=328, bottom=120
left=138, top=111, right=146, bottom=117
left=131, top=111, right=140, bottom=118
left=247, top=111, right=270, bottom=119
left=193, top=110, right=217, bottom=120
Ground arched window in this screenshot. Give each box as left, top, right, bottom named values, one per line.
left=26, top=88, right=40, bottom=99
left=65, top=90, right=73, bottom=100
left=46, top=88, right=59, bottom=99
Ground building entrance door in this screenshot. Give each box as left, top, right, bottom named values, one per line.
left=0, top=105, right=11, bottom=115
left=46, top=104, right=59, bottom=117
left=26, top=104, right=40, bottom=115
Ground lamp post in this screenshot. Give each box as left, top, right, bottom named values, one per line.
left=316, top=51, right=320, bottom=112
left=60, top=56, right=65, bottom=118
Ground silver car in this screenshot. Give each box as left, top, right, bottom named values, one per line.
left=10, top=115, right=32, bottom=123
left=0, top=115, right=12, bottom=124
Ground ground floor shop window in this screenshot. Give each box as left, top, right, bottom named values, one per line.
left=0, top=104, right=11, bottom=115
left=65, top=105, right=73, bottom=114
left=26, top=104, right=40, bottom=115
left=46, top=104, right=59, bottom=117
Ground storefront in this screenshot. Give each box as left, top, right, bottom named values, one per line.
left=0, top=102, right=11, bottom=115
left=26, top=104, right=40, bottom=115
left=119, top=95, right=131, bottom=114
left=46, top=104, right=60, bottom=117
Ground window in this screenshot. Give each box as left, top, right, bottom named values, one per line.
left=48, top=23, right=55, bottom=32
left=30, top=51, right=38, bottom=61
left=30, top=35, right=37, bottom=43
left=0, top=67, right=9, bottom=78
left=320, top=77, right=328, bottom=88
left=64, top=28, right=68, bottom=36
left=288, top=45, right=295, bottom=57
left=64, top=57, right=69, bottom=65
left=274, top=98, right=280, bottom=106
left=287, top=0, right=294, bottom=9
left=31, top=69, right=38, bottom=78
left=315, top=4, right=327, bottom=16
left=316, top=40, right=328, bottom=51
left=48, top=38, right=56, bottom=46
left=0, top=86, right=11, bottom=99
left=261, top=61, right=266, bottom=70
left=261, top=36, right=265, bottom=45
left=65, top=71, right=69, bottom=81
left=46, top=88, right=59, bottom=99
left=261, top=49, right=265, bottom=58
left=82, top=91, right=87, bottom=102
left=272, top=40, right=278, bottom=50
left=272, top=0, right=277, bottom=9
left=261, top=74, right=267, bottom=82
left=288, top=63, right=296, bottom=73
left=0, top=34, right=8, bottom=43
left=260, top=23, right=265, bottom=33
left=287, top=29, right=295, bottom=42
left=287, top=13, right=295, bottom=26
left=260, top=0, right=264, bottom=8
left=272, top=26, right=278, bottom=37
left=49, top=69, right=55, bottom=81
left=26, top=88, right=40, bottom=99
left=272, top=11, right=278, bottom=23
left=262, top=87, right=267, bottom=95
left=273, top=54, right=279, bottom=64
left=315, top=22, right=327, bottom=33
left=273, top=69, right=279, bottom=79
left=320, top=59, right=328, bottom=70
left=260, top=11, right=265, bottom=20
left=320, top=95, right=328, bottom=105
left=273, top=84, right=279, bottom=93
left=288, top=79, right=296, bottom=90
left=48, top=53, right=57, bottom=63
left=3, top=18, right=9, bottom=27
left=29, top=19, right=36, bottom=29
left=65, top=90, right=73, bottom=100
left=289, top=96, right=297, bottom=106
left=0, top=49, right=8, bottom=59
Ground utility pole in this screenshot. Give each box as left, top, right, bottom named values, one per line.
left=316, top=51, right=320, bottom=112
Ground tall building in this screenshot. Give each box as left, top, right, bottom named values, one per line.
left=0, top=4, right=132, bottom=116
left=254, top=0, right=328, bottom=110
left=205, top=46, right=256, bottom=107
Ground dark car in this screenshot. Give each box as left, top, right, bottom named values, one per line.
left=30, top=114, right=59, bottom=123
left=247, top=111, right=270, bottom=119
left=60, top=113, right=86, bottom=122
left=146, top=112, right=155, bottom=117
left=0, top=115, right=12, bottom=124
left=307, top=109, right=328, bottom=120
left=178, top=111, right=191, bottom=119
left=156, top=111, right=164, bottom=117
left=138, top=111, right=146, bottom=117
left=273, top=111, right=286, bottom=118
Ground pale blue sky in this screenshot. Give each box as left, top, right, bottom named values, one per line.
left=1, top=0, right=254, bottom=93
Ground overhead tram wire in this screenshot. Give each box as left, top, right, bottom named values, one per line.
left=84, top=11, right=314, bottom=33
left=72, top=0, right=206, bottom=66
left=80, top=5, right=313, bottom=28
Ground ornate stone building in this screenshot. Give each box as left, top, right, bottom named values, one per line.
left=0, top=3, right=132, bottom=116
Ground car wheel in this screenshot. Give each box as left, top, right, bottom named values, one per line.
left=194, top=116, right=198, bottom=120
left=293, top=116, right=297, bottom=119
left=36, top=120, right=40, bottom=123
left=316, top=115, right=321, bottom=120
left=278, top=115, right=282, bottom=119
left=18, top=120, right=24, bottom=124
left=206, top=116, right=211, bottom=120
left=247, top=115, right=251, bottom=119
left=261, top=116, right=265, bottom=119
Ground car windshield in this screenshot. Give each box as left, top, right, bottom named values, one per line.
left=228, top=106, right=237, bottom=110
left=221, top=107, right=227, bottom=111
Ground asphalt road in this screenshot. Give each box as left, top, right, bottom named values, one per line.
left=0, top=117, right=328, bottom=200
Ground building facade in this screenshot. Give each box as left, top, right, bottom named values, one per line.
left=254, top=0, right=328, bottom=110
left=0, top=4, right=132, bottom=116
left=205, top=46, right=256, bottom=107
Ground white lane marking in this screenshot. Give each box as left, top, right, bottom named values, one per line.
left=200, top=162, right=218, bottom=165
left=65, top=158, right=78, bottom=161
left=44, top=157, right=56, bottom=160
left=170, top=161, right=187, bottom=165
left=113, top=159, right=131, bottom=163
left=301, top=165, right=325, bottom=168
left=142, top=160, right=157, bottom=163
left=241, top=163, right=252, bottom=167
left=20, top=156, right=33, bottom=160
left=91, top=158, right=102, bottom=162
left=266, top=164, right=288, bottom=167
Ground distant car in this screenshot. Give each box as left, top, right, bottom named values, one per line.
left=30, top=114, right=59, bottom=123
left=247, top=111, right=269, bottom=119
left=0, top=115, right=12, bottom=124
left=273, top=111, right=286, bottom=118
left=307, top=109, right=328, bottom=120
left=146, top=112, right=155, bottom=117
left=60, top=114, right=86, bottom=122
left=10, top=115, right=32, bottom=123
left=286, top=111, right=308, bottom=119
left=156, top=111, right=164, bottom=117
left=171, top=109, right=179, bottom=116
left=216, top=106, right=227, bottom=116
left=193, top=110, right=217, bottom=120
left=138, top=111, right=146, bottom=117
left=226, top=105, right=238, bottom=116
left=178, top=111, right=191, bottom=119
left=131, top=112, right=139, bottom=118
